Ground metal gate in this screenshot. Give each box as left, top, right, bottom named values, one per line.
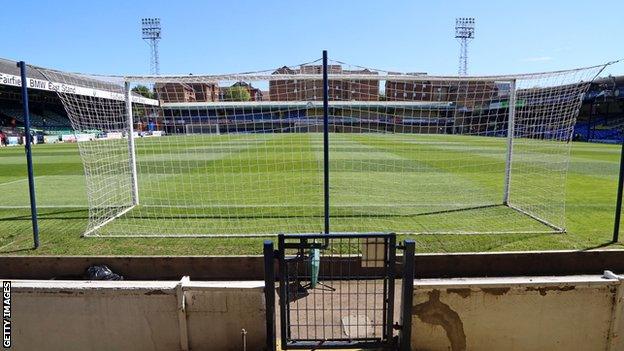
left=264, top=233, right=415, bottom=350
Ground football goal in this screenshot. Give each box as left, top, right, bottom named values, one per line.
left=35, top=58, right=610, bottom=237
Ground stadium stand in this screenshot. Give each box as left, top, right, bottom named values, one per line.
left=0, top=57, right=150, bottom=140
left=574, top=76, right=624, bottom=143
left=0, top=58, right=73, bottom=137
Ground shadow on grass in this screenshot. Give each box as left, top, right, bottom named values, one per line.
left=581, top=240, right=624, bottom=251
left=1, top=247, right=37, bottom=254
left=0, top=208, right=88, bottom=255
left=406, top=232, right=550, bottom=253
left=0, top=208, right=88, bottom=221
left=125, top=204, right=505, bottom=220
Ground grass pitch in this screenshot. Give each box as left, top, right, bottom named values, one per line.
left=1, top=133, right=623, bottom=255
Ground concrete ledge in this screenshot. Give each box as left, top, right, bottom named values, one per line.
left=2, top=249, right=624, bottom=280
left=10, top=278, right=266, bottom=351
left=412, top=273, right=624, bottom=350
left=414, top=274, right=621, bottom=288
left=11, top=279, right=264, bottom=291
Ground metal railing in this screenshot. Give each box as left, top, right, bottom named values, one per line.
left=263, top=234, right=415, bottom=350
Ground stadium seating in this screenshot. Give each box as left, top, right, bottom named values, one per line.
left=0, top=107, right=71, bottom=132
left=574, top=117, right=624, bottom=143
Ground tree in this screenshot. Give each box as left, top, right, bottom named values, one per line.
left=132, top=85, right=155, bottom=99
left=224, top=85, right=251, bottom=102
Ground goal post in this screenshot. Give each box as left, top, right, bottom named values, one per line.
left=503, top=79, right=516, bottom=206
left=125, top=81, right=140, bottom=206
left=32, top=58, right=611, bottom=237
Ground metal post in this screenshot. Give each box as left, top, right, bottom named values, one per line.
left=503, top=79, right=517, bottom=205
left=386, top=234, right=397, bottom=342
left=587, top=108, right=593, bottom=141
left=125, top=82, right=140, bottom=205
left=241, top=329, right=247, bottom=351
left=399, top=240, right=415, bottom=351
left=614, top=132, right=624, bottom=242
left=18, top=61, right=39, bottom=249
left=277, top=234, right=288, bottom=348
left=263, top=241, right=277, bottom=351
left=322, top=50, right=330, bottom=234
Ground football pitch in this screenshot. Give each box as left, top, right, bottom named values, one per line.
left=1, top=133, right=623, bottom=255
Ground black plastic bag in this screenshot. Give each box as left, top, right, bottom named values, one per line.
left=85, top=265, right=124, bottom=281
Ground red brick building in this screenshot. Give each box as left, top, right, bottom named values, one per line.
left=336, top=69, right=379, bottom=101
left=188, top=83, right=220, bottom=102
left=155, top=83, right=196, bottom=103
left=220, top=82, right=263, bottom=101
left=269, top=66, right=299, bottom=101
left=384, top=73, right=445, bottom=101
left=385, top=74, right=498, bottom=107
left=269, top=64, right=379, bottom=101
left=156, top=83, right=219, bottom=103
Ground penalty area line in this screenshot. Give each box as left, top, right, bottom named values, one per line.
left=0, top=175, right=50, bottom=187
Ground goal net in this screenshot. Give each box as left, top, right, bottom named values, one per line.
left=185, top=123, right=220, bottom=135
left=35, top=59, right=609, bottom=237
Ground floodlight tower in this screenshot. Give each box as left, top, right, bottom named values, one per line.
left=455, top=18, right=475, bottom=76
left=142, top=18, right=162, bottom=75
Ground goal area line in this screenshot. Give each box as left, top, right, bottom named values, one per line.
left=78, top=203, right=563, bottom=238
left=82, top=205, right=136, bottom=238
left=507, top=204, right=565, bottom=233
left=82, top=229, right=562, bottom=239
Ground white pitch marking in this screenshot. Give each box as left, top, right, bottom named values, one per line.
left=0, top=175, right=49, bottom=188
left=0, top=178, right=28, bottom=187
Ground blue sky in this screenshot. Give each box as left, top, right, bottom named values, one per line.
left=3, top=0, right=623, bottom=76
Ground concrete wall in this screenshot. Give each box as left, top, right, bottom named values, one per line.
left=5, top=250, right=624, bottom=280
left=7, top=273, right=624, bottom=350
left=411, top=273, right=624, bottom=351
left=9, top=279, right=266, bottom=351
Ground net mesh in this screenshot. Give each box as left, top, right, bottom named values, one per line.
left=35, top=59, right=607, bottom=237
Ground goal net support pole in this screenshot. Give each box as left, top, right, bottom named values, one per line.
left=125, top=81, right=140, bottom=206
left=502, top=79, right=516, bottom=206
left=322, top=50, right=330, bottom=235
left=18, top=61, right=40, bottom=248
